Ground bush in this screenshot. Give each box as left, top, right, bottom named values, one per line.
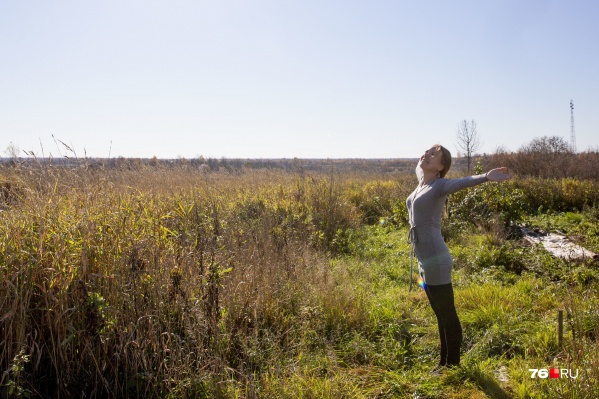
left=447, top=180, right=527, bottom=234
left=345, top=179, right=411, bottom=226
left=512, top=177, right=599, bottom=213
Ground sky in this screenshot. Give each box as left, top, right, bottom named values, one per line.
left=1, top=0, right=598, bottom=159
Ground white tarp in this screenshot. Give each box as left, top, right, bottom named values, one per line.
left=521, top=228, right=597, bottom=260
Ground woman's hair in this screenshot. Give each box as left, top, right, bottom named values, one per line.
left=434, top=144, right=452, bottom=178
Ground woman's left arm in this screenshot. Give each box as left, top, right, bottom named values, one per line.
left=440, top=167, right=512, bottom=195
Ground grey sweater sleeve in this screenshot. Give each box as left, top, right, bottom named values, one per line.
left=439, top=174, right=488, bottom=196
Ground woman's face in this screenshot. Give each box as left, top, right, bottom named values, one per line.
left=419, top=146, right=444, bottom=175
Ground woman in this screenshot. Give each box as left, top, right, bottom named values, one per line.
left=406, top=144, right=511, bottom=372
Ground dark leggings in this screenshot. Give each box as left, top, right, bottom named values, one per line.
left=424, top=283, right=462, bottom=366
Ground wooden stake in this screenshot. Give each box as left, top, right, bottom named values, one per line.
left=558, top=310, right=564, bottom=349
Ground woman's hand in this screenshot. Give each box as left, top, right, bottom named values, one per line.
left=485, top=167, right=512, bottom=182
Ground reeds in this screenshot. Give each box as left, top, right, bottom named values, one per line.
left=0, top=163, right=372, bottom=397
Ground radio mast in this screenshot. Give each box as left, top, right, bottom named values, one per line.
left=570, top=100, right=576, bottom=152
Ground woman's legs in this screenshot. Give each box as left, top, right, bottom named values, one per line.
left=424, top=283, right=462, bottom=366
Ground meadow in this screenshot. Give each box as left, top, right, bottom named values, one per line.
left=1, top=159, right=598, bottom=398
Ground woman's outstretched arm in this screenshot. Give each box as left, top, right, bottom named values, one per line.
left=485, top=167, right=512, bottom=182
left=439, top=167, right=512, bottom=195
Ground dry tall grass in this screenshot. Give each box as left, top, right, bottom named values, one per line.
left=0, top=163, right=411, bottom=398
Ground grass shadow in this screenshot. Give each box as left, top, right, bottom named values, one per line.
left=452, top=364, right=513, bottom=399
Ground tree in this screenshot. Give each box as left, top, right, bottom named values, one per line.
left=516, top=136, right=573, bottom=178
left=456, top=120, right=481, bottom=173
left=522, top=135, right=571, bottom=154
left=4, top=142, right=20, bottom=159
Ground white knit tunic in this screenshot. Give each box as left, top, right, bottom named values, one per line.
left=406, top=172, right=488, bottom=285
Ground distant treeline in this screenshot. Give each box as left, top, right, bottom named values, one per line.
left=480, top=135, right=599, bottom=181
left=0, top=156, right=421, bottom=174
left=2, top=135, right=597, bottom=180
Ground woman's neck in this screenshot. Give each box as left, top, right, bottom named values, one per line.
left=421, top=171, right=439, bottom=185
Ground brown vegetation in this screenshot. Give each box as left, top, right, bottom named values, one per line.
left=480, top=136, right=599, bottom=181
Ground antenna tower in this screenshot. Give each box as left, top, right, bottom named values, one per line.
left=570, top=100, right=576, bottom=152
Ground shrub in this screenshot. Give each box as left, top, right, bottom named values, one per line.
left=345, top=180, right=410, bottom=226
left=512, top=177, right=599, bottom=213
left=447, top=180, right=527, bottom=235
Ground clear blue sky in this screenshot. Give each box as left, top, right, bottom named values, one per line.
left=1, top=0, right=597, bottom=159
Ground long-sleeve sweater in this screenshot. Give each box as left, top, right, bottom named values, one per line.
left=406, top=173, right=488, bottom=285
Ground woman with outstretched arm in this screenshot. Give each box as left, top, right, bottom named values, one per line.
left=406, top=144, right=511, bottom=373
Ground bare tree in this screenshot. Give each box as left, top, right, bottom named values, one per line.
left=456, top=119, right=481, bottom=173
left=517, top=136, right=573, bottom=178
left=4, top=142, right=20, bottom=159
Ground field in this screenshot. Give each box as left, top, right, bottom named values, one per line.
left=1, top=159, right=599, bottom=398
